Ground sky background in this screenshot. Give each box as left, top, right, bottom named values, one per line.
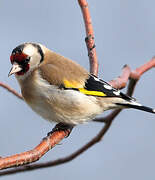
left=1, top=0, right=155, bottom=179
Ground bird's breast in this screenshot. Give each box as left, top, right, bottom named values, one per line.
left=19, top=71, right=102, bottom=125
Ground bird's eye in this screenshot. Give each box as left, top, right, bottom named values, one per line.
left=24, top=57, right=30, bottom=63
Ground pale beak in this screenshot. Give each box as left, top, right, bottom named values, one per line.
left=8, top=63, right=22, bottom=77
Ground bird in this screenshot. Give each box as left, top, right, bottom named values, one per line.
left=8, top=42, right=155, bottom=129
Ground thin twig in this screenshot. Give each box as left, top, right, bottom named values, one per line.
left=0, top=82, right=23, bottom=100
left=78, top=0, right=98, bottom=76
left=109, top=64, right=131, bottom=89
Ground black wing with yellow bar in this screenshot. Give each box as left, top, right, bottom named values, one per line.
left=63, top=74, right=133, bottom=100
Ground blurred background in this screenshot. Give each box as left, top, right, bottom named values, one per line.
left=1, top=0, right=155, bottom=179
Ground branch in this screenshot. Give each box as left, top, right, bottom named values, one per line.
left=0, top=82, right=23, bottom=100
left=78, top=0, right=98, bottom=76
left=0, top=121, right=112, bottom=176
left=0, top=130, right=70, bottom=171
left=109, top=64, right=131, bottom=89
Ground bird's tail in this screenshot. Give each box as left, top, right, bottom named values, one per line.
left=116, top=102, right=155, bottom=114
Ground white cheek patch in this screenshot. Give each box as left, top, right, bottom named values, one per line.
left=23, top=44, right=36, bottom=56
left=23, top=44, right=42, bottom=70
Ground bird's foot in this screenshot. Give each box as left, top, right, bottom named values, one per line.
left=47, top=123, right=74, bottom=138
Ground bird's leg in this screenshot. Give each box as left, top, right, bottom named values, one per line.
left=47, top=123, right=74, bottom=138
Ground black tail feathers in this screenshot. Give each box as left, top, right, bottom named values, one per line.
left=116, top=103, right=155, bottom=114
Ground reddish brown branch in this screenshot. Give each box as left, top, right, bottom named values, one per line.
left=0, top=82, right=23, bottom=100
left=78, top=0, right=98, bottom=76
left=0, top=130, right=70, bottom=170
left=131, top=57, right=155, bottom=78
left=0, top=121, right=112, bottom=176
left=108, top=57, right=155, bottom=89
left=109, top=64, right=131, bottom=89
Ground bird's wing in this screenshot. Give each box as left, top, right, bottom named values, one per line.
left=38, top=52, right=89, bottom=89
left=39, top=63, right=155, bottom=114
left=75, top=74, right=134, bottom=100
left=39, top=61, right=133, bottom=101
left=38, top=49, right=133, bottom=100
left=80, top=75, right=155, bottom=114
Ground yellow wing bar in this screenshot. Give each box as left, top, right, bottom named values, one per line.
left=63, top=79, right=106, bottom=97
left=79, top=88, right=106, bottom=96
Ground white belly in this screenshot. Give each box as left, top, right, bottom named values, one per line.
left=21, top=75, right=102, bottom=125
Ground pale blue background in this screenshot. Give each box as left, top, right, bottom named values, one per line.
left=0, top=0, right=155, bottom=179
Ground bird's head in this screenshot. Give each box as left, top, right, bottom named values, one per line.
left=9, top=43, right=44, bottom=77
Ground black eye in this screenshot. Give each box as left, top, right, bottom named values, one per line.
left=24, top=57, right=30, bottom=63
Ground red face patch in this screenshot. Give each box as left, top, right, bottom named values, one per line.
left=10, top=53, right=28, bottom=64
left=10, top=52, right=30, bottom=76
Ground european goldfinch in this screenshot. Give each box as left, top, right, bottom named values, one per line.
left=8, top=43, right=155, bottom=126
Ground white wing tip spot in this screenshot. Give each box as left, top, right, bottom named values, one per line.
left=113, top=90, right=120, bottom=96
left=93, top=76, right=100, bottom=81
left=153, top=109, right=155, bottom=113
left=104, top=84, right=112, bottom=90
left=131, top=101, right=142, bottom=106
